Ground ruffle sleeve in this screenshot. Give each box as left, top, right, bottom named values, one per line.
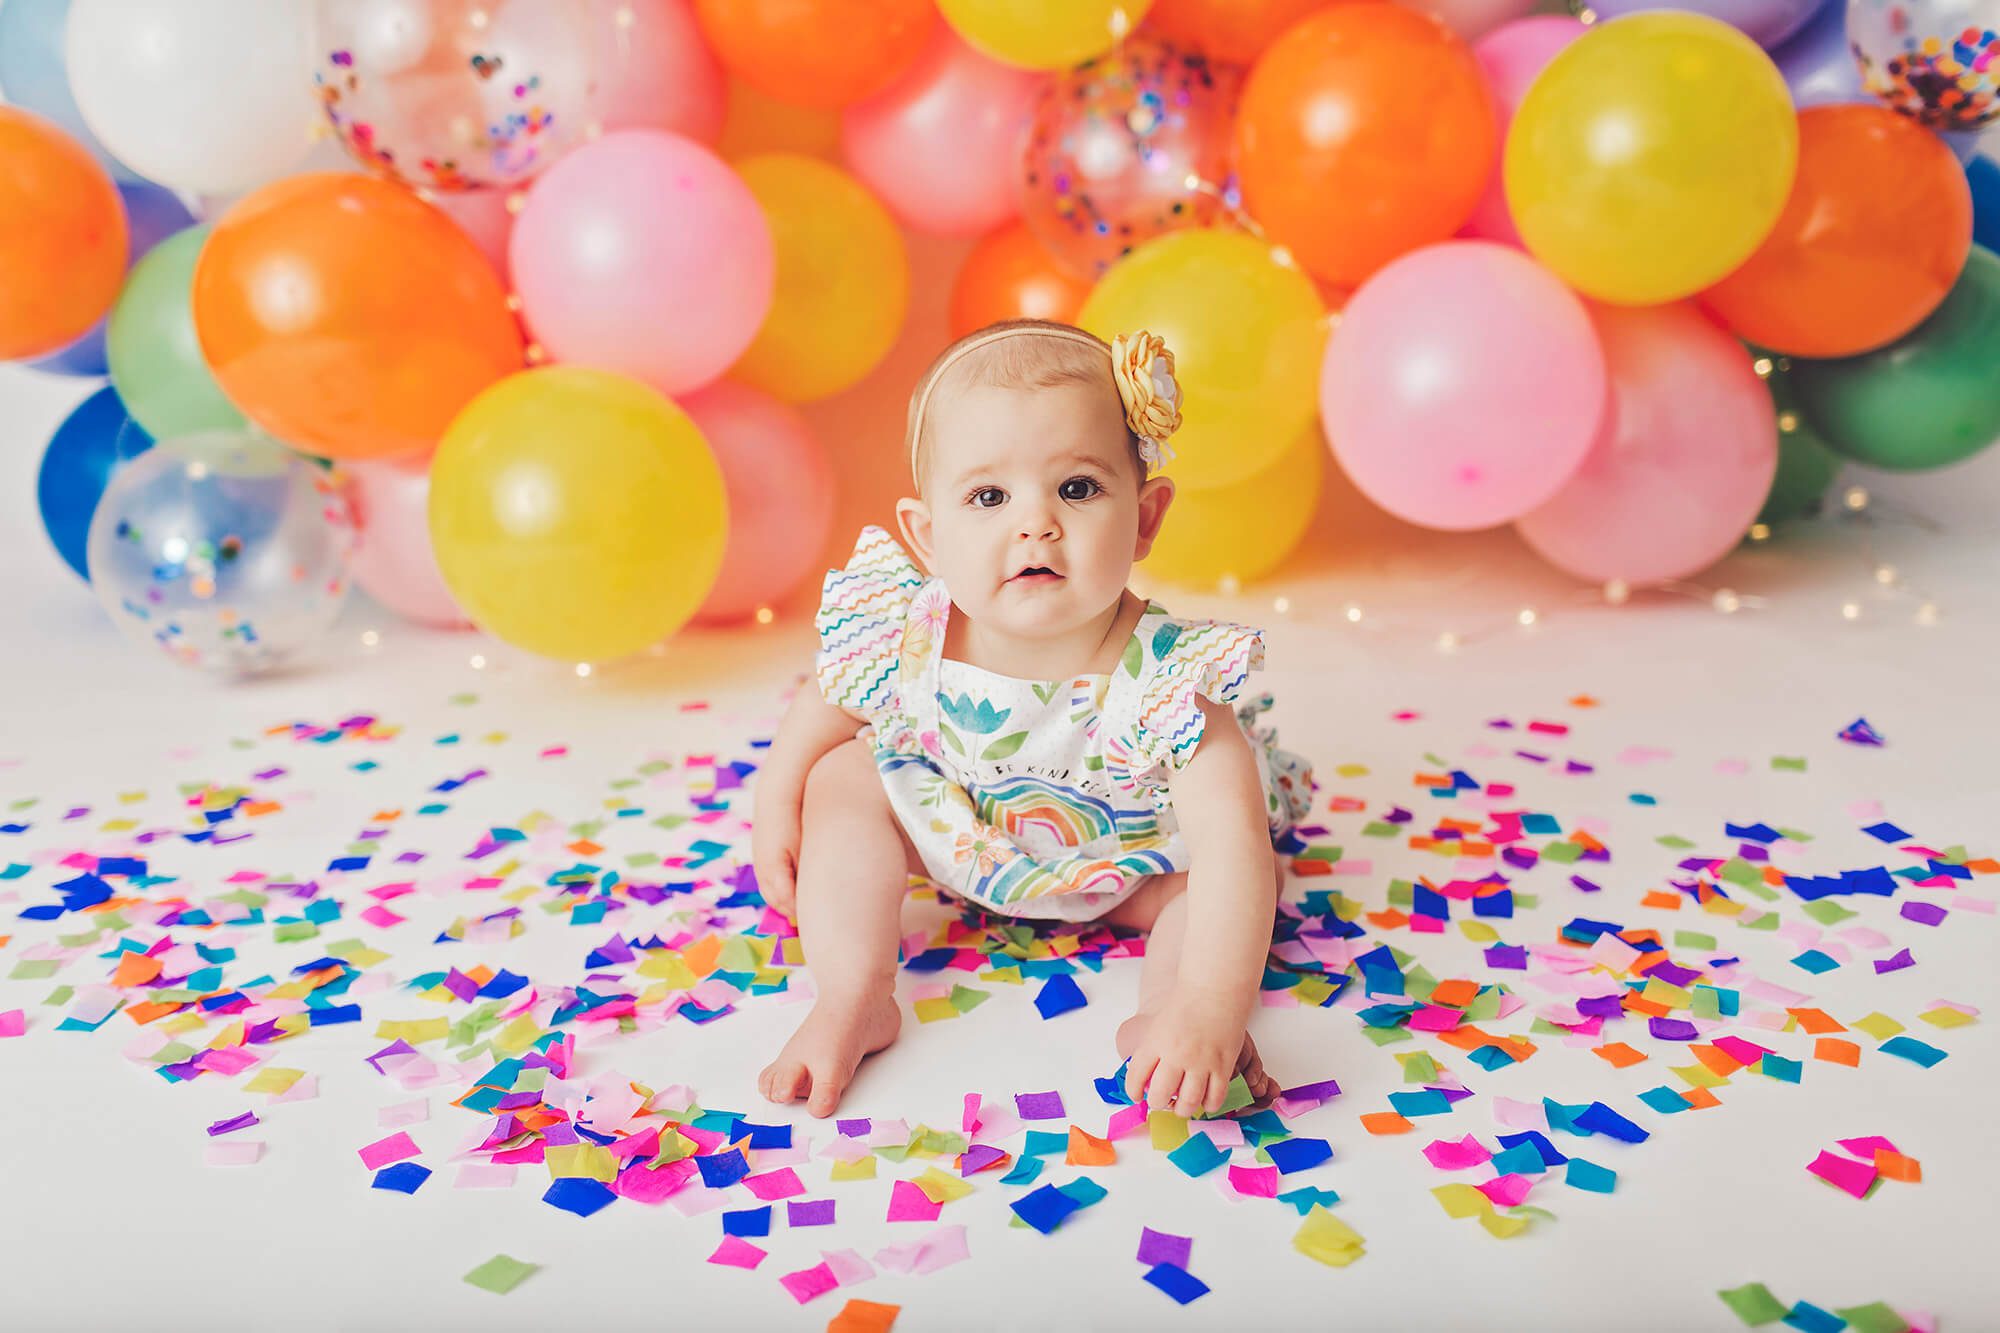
left=1129, top=618, right=1267, bottom=780
left=815, top=525, right=925, bottom=721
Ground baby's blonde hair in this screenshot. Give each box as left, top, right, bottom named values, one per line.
left=905, top=319, right=1145, bottom=494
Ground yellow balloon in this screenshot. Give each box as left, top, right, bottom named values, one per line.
left=1080, top=228, right=1327, bottom=489
left=938, top=0, right=1155, bottom=69
left=428, top=367, right=727, bottom=662
left=730, top=154, right=910, bottom=402
left=1143, top=426, right=1323, bottom=587
left=1504, top=13, right=1797, bottom=306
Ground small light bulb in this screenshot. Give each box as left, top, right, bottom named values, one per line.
left=186, top=461, right=210, bottom=482
left=1752, top=356, right=1774, bottom=379
left=1577, top=4, right=1597, bottom=23
left=755, top=606, right=775, bottom=625
left=1217, top=574, right=1241, bottom=596
left=1747, top=523, right=1771, bottom=542
left=1843, top=485, right=1870, bottom=512
left=504, top=292, right=523, bottom=312
left=1272, top=596, right=1291, bottom=615
left=1713, top=588, right=1741, bottom=614
left=1109, top=6, right=1131, bottom=38
left=1776, top=411, right=1797, bottom=434
left=575, top=662, right=593, bottom=678
left=504, top=190, right=527, bottom=216
left=1516, top=607, right=1537, bottom=627
left=360, top=629, right=380, bottom=647
left=1183, top=172, right=1203, bottom=191
left=525, top=342, right=547, bottom=364
left=1270, top=245, right=1295, bottom=269
left=1915, top=602, right=1940, bottom=626
left=469, top=654, right=487, bottom=670
left=615, top=4, right=635, bottom=27
left=1343, top=603, right=1363, bottom=624
left=1603, top=579, right=1629, bottom=606
left=1840, top=600, right=1862, bottom=621
left=468, top=8, right=489, bottom=28
left=1436, top=630, right=1461, bottom=653
left=1874, top=564, right=1897, bottom=586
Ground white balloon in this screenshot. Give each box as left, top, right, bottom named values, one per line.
left=66, top=0, right=318, bottom=194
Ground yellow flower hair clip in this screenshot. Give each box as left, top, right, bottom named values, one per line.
left=1110, top=330, right=1183, bottom=474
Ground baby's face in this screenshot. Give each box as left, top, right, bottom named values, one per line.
left=902, top=380, right=1171, bottom=644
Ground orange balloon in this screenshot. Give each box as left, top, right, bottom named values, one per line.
left=695, top=0, right=935, bottom=111
left=1233, top=4, right=1495, bottom=287
left=1144, top=0, right=1364, bottom=65
left=193, top=173, right=523, bottom=461
left=949, top=220, right=1092, bottom=337
left=1701, top=105, right=1972, bottom=359
left=0, top=107, right=126, bottom=361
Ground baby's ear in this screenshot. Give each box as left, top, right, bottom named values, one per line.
left=1133, top=475, right=1175, bottom=561
left=895, top=496, right=937, bottom=573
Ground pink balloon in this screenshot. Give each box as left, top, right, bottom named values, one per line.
left=345, top=459, right=473, bottom=629
left=1320, top=241, right=1606, bottom=531
left=591, top=0, right=726, bottom=144
left=1516, top=303, right=1778, bottom=586
left=840, top=22, right=1040, bottom=237
left=510, top=129, right=774, bottom=395
left=1402, top=0, right=1538, bottom=40
left=680, top=381, right=837, bottom=624
left=427, top=188, right=515, bottom=272
left=1464, top=16, right=1585, bottom=246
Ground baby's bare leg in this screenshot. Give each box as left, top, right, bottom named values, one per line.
left=756, top=739, right=918, bottom=1118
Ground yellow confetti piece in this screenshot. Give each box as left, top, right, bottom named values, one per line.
left=912, top=997, right=959, bottom=1024
left=243, top=1066, right=304, bottom=1095
left=636, top=953, right=698, bottom=988
left=546, top=1144, right=617, bottom=1182
left=1335, top=763, right=1369, bottom=778
left=1920, top=1007, right=1975, bottom=1029
left=830, top=1156, right=877, bottom=1182
left=375, top=1018, right=450, bottom=1044
left=1670, top=1063, right=1730, bottom=1090
left=910, top=1167, right=974, bottom=1204
left=1458, top=920, right=1500, bottom=943
left=1853, top=1012, right=1905, bottom=1041
left=494, top=1015, right=544, bottom=1055
left=1641, top=978, right=1693, bottom=1010
left=1431, top=1183, right=1490, bottom=1220
left=1148, top=1110, right=1188, bottom=1152
left=99, top=818, right=139, bottom=833
left=1478, top=1211, right=1532, bottom=1239
left=1293, top=1205, right=1365, bottom=1267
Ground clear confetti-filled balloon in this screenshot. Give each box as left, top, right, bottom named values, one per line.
left=1017, top=35, right=1240, bottom=279
left=314, top=0, right=595, bottom=191
left=86, top=432, right=356, bottom=673
left=1847, top=0, right=2000, bottom=132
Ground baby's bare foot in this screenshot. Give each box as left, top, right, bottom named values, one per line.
left=757, top=991, right=901, bottom=1118
left=1117, top=1009, right=1279, bottom=1107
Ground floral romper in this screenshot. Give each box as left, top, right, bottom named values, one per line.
left=815, top=526, right=1314, bottom=922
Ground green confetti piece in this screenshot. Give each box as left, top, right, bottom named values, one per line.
left=1717, top=1283, right=1790, bottom=1326
left=1771, top=756, right=1806, bottom=772
left=1397, top=1052, right=1438, bottom=1083
left=42, top=985, right=73, bottom=1006
left=1719, top=859, right=1763, bottom=887
left=1189, top=1074, right=1253, bottom=1119
left=1541, top=841, right=1583, bottom=864
left=948, top=984, right=989, bottom=1014
left=9, top=960, right=59, bottom=980
left=1674, top=931, right=1717, bottom=951
left=1775, top=827, right=1814, bottom=843
left=463, top=1254, right=538, bottom=1295
left=272, top=921, right=319, bottom=943
left=449, top=693, right=478, bottom=707
left=1832, top=1303, right=1911, bottom=1333
left=1295, top=845, right=1342, bottom=862
left=1802, top=899, right=1858, bottom=926
left=1361, top=821, right=1399, bottom=838
left=1655, top=834, right=1696, bottom=850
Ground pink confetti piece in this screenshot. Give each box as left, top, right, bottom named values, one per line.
left=708, top=1236, right=766, bottom=1270
left=378, top=1099, right=430, bottom=1128
left=886, top=1178, right=942, bottom=1222
left=742, top=1167, right=805, bottom=1200
left=1835, top=1136, right=1900, bottom=1159
left=1227, top=1164, right=1279, bottom=1198
left=779, top=1261, right=839, bottom=1304
left=874, top=1224, right=970, bottom=1276
left=205, top=1140, right=264, bottom=1167
left=1476, top=1173, right=1535, bottom=1207
left=358, top=1131, right=421, bottom=1171
left=819, top=1248, right=874, bottom=1287
left=0, top=1010, right=24, bottom=1038
left=1422, top=1135, right=1493, bottom=1170
left=453, top=1163, right=518, bottom=1189
left=1807, top=1149, right=1878, bottom=1200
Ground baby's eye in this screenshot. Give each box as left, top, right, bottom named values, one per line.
left=1059, top=476, right=1102, bottom=503
left=970, top=486, right=1007, bottom=509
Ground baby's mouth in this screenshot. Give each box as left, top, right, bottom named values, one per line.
left=1008, top=565, right=1064, bottom=585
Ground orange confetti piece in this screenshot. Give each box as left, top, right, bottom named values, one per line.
left=682, top=933, right=723, bottom=977
left=829, top=1298, right=902, bottom=1333
left=1414, top=772, right=1452, bottom=789
left=1360, top=1112, right=1413, bottom=1135
left=1692, top=1044, right=1743, bottom=1076
left=1569, top=694, right=1599, bottom=707
left=112, top=952, right=163, bottom=987
left=1787, top=1008, right=1846, bottom=1035
left=1328, top=796, right=1366, bottom=813
left=1430, top=979, right=1478, bottom=1008
left=1874, top=1149, right=1921, bottom=1182
left=1641, top=891, right=1681, bottom=910
left=1066, top=1126, right=1116, bottom=1166
left=1593, top=1042, right=1647, bottom=1068
left=1964, top=857, right=1999, bottom=874
left=1681, top=1086, right=1722, bottom=1110
left=241, top=800, right=282, bottom=817
left=1438, top=818, right=1482, bottom=834
left=567, top=839, right=604, bottom=856
left=1365, top=908, right=1409, bottom=930
left=1814, top=1038, right=1861, bottom=1066
left=1292, top=859, right=1333, bottom=878
left=124, top=1000, right=184, bottom=1025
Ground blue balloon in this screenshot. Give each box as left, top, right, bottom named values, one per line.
left=0, top=0, right=140, bottom=182
left=36, top=385, right=155, bottom=581
left=1772, top=0, right=1864, bottom=108
left=27, top=181, right=195, bottom=377
left=1968, top=156, right=2000, bottom=253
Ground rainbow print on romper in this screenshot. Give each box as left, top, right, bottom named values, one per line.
left=968, top=773, right=1159, bottom=849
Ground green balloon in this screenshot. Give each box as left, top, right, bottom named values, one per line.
left=1790, top=245, right=2000, bottom=472
left=1756, top=363, right=1842, bottom=525
left=106, top=225, right=246, bottom=440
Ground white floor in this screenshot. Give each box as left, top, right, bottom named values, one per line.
left=2, top=360, right=1997, bottom=1332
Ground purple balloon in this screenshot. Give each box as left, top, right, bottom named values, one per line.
left=1771, top=0, right=1865, bottom=106
left=28, top=181, right=195, bottom=376
left=1589, top=0, right=1829, bottom=49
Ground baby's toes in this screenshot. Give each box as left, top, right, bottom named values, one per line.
left=805, top=1063, right=848, bottom=1119
left=762, top=1059, right=807, bottom=1105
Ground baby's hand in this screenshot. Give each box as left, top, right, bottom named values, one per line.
left=752, top=803, right=802, bottom=921
left=1123, top=985, right=1252, bottom=1117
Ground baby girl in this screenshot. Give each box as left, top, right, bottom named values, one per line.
left=751, top=319, right=1312, bottom=1119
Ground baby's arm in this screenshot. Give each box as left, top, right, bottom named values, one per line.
left=1126, top=694, right=1278, bottom=1114
left=753, top=683, right=867, bottom=917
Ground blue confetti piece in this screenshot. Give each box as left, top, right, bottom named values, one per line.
left=371, top=1162, right=432, bottom=1194
left=1782, top=1300, right=1848, bottom=1333
left=1564, top=1158, right=1616, bottom=1194
left=1011, top=1182, right=1082, bottom=1234
left=695, top=1148, right=750, bottom=1189
left=1265, top=1137, right=1332, bottom=1174
left=1034, top=972, right=1087, bottom=1019
left=1879, top=1035, right=1947, bottom=1068
left=1574, top=1102, right=1649, bottom=1143
left=542, top=1176, right=616, bottom=1217
left=1274, top=1185, right=1341, bottom=1215
left=1496, top=1131, right=1567, bottom=1167
left=1143, top=1263, right=1210, bottom=1305
left=722, top=1205, right=771, bottom=1237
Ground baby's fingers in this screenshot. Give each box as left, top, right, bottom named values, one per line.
left=1199, top=1070, right=1229, bottom=1117
left=1147, top=1061, right=1187, bottom=1111
left=1125, top=1052, right=1159, bottom=1106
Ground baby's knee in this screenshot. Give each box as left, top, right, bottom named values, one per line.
left=802, top=740, right=885, bottom=819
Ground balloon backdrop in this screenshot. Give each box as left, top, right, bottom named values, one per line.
left=1789, top=244, right=2000, bottom=470
left=1234, top=4, right=1496, bottom=287
left=66, top=0, right=317, bottom=194
left=85, top=430, right=356, bottom=673
left=1848, top=0, right=2000, bottom=131
left=949, top=221, right=1092, bottom=337
left=511, top=130, right=773, bottom=397
left=108, top=227, right=247, bottom=439
left=428, top=367, right=728, bottom=661
left=313, top=0, right=596, bottom=191
left=194, top=172, right=523, bottom=460
left=1140, top=0, right=1338, bottom=65
left=680, top=381, right=837, bottom=623
left=0, top=0, right=139, bottom=181
left=1142, top=426, right=1323, bottom=586
left=31, top=181, right=193, bottom=377
left=424, top=187, right=517, bottom=272
left=1079, top=228, right=1327, bottom=490
left=592, top=0, right=726, bottom=144
left=1772, top=0, right=1867, bottom=108
left=1758, top=362, right=1846, bottom=525
left=1588, top=0, right=1826, bottom=48
left=1702, top=105, right=1973, bottom=358
left=1506, top=13, right=1799, bottom=305
left=1415, top=0, right=1540, bottom=38
left=694, top=0, right=933, bottom=110
left=729, top=154, right=909, bottom=403
left=939, top=0, right=1153, bottom=70
left=717, top=78, right=845, bottom=162
left=344, top=459, right=471, bottom=629
left=1017, top=35, right=1239, bottom=280
left=1516, top=303, right=1778, bottom=585
left=1973, top=154, right=2000, bottom=251
left=36, top=385, right=154, bottom=581
left=841, top=25, right=1042, bottom=237
left=0, top=107, right=126, bottom=362
left=1321, top=241, right=1606, bottom=531
left=1462, top=16, right=1585, bottom=247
